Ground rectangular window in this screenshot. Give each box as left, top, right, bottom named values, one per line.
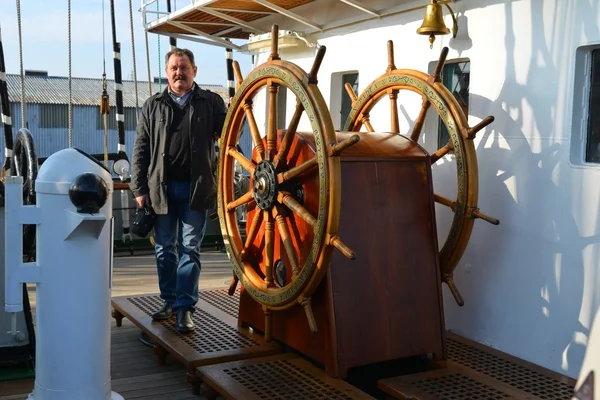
left=586, top=49, right=600, bottom=163
left=438, top=61, right=470, bottom=148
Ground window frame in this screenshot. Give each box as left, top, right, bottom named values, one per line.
left=570, top=44, right=600, bottom=168
left=437, top=59, right=470, bottom=149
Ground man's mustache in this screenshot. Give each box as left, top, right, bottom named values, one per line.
left=174, top=75, right=186, bottom=81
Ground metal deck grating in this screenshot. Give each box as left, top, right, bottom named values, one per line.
left=447, top=336, right=574, bottom=399
left=128, top=295, right=258, bottom=353
left=198, top=287, right=240, bottom=319
left=198, top=353, right=376, bottom=399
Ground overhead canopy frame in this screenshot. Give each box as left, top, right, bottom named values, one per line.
left=139, top=0, right=457, bottom=50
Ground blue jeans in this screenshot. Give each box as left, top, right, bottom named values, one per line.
left=153, top=180, right=207, bottom=313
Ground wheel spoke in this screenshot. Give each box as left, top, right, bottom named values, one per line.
left=243, top=100, right=265, bottom=161
left=307, top=45, right=326, bottom=85
left=264, top=210, right=275, bottom=287
left=240, top=209, right=263, bottom=259
left=467, top=116, right=495, bottom=139
left=389, top=89, right=400, bottom=134
left=431, top=47, right=449, bottom=82
left=228, top=272, right=239, bottom=296
left=277, top=191, right=317, bottom=228
left=226, top=190, right=254, bottom=212
left=344, top=83, right=373, bottom=132
left=471, top=209, right=500, bottom=225
left=266, top=80, right=279, bottom=161
left=279, top=192, right=356, bottom=261
left=274, top=99, right=304, bottom=168
left=386, top=40, right=396, bottom=72
left=232, top=60, right=244, bottom=90
left=300, top=297, right=318, bottom=333
left=227, top=146, right=256, bottom=174
left=430, top=140, right=453, bottom=163
left=269, top=24, right=280, bottom=61
left=410, top=97, right=431, bottom=142
left=274, top=206, right=299, bottom=276
left=434, top=193, right=458, bottom=211
left=362, top=114, right=375, bottom=132
left=344, top=82, right=357, bottom=105
left=329, top=134, right=360, bottom=156
left=277, top=155, right=317, bottom=184
left=435, top=194, right=499, bottom=225
left=328, top=234, right=356, bottom=260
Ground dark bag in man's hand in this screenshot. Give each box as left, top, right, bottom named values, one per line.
left=131, top=206, right=156, bottom=238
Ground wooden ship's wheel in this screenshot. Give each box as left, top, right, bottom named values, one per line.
left=217, top=25, right=359, bottom=338
left=217, top=25, right=500, bottom=380
left=343, top=42, right=499, bottom=306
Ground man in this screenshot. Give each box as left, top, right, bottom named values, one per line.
left=130, top=48, right=227, bottom=333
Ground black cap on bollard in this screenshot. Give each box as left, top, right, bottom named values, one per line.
left=69, top=173, right=109, bottom=213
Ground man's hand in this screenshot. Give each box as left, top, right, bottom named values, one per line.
left=135, top=194, right=150, bottom=209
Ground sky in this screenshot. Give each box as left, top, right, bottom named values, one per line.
left=0, top=0, right=254, bottom=86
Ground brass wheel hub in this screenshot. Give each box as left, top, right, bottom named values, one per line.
left=253, top=160, right=278, bottom=211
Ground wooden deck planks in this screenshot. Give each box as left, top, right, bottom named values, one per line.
left=0, top=319, right=223, bottom=400
left=1, top=251, right=580, bottom=400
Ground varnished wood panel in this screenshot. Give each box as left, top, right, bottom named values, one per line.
left=239, top=131, right=446, bottom=379
left=238, top=278, right=335, bottom=370
left=329, top=157, right=445, bottom=375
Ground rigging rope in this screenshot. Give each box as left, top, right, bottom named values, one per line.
left=15, top=0, right=26, bottom=128
left=156, top=0, right=161, bottom=92
left=225, top=39, right=235, bottom=100
left=0, top=24, right=14, bottom=176
left=68, top=0, right=72, bottom=147
left=166, top=0, right=177, bottom=50
left=101, top=0, right=109, bottom=167
left=128, top=0, right=139, bottom=113
left=144, top=30, right=152, bottom=96
left=109, top=0, right=126, bottom=158
left=142, top=2, right=152, bottom=97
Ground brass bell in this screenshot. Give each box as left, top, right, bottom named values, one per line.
left=417, top=0, right=456, bottom=49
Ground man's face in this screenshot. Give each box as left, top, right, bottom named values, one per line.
left=166, top=54, right=197, bottom=94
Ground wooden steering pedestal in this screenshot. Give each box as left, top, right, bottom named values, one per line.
left=217, top=25, right=498, bottom=379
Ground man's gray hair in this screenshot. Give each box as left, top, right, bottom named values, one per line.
left=165, top=48, right=195, bottom=67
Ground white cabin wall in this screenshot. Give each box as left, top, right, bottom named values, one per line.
left=243, top=0, right=600, bottom=379
left=441, top=0, right=600, bottom=380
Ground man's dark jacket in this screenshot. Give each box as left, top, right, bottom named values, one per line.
left=130, top=84, right=227, bottom=214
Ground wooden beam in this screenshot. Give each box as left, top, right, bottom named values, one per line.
left=251, top=0, right=323, bottom=31
left=339, top=0, right=380, bottom=17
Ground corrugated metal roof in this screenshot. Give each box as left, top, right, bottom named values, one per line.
left=5, top=74, right=228, bottom=107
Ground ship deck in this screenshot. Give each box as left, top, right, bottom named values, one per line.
left=0, top=250, right=233, bottom=400
left=0, top=250, right=579, bottom=400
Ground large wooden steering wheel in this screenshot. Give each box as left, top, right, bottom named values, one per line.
left=217, top=25, right=357, bottom=336
left=343, top=42, right=499, bottom=306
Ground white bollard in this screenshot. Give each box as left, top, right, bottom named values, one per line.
left=4, top=148, right=123, bottom=400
